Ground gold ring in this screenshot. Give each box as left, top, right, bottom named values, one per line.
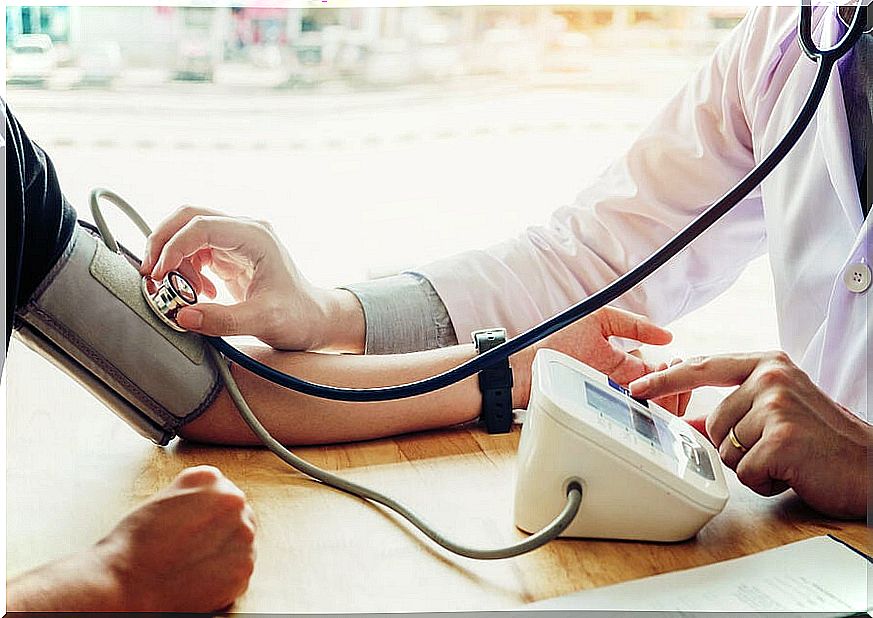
left=727, top=426, right=748, bottom=453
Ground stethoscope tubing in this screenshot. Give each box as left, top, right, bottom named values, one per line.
left=212, top=4, right=867, bottom=402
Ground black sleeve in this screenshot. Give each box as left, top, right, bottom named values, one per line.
left=5, top=99, right=77, bottom=349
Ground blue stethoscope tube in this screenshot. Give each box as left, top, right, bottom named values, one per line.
left=212, top=2, right=868, bottom=403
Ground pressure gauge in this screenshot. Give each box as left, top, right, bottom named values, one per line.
left=142, top=271, right=198, bottom=332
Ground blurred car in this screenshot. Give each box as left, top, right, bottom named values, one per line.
left=79, top=42, right=123, bottom=86
left=173, top=39, right=216, bottom=81
left=7, top=34, right=57, bottom=85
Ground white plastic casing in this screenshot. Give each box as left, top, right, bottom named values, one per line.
left=514, top=349, right=729, bottom=542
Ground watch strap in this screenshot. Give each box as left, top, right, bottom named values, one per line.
left=472, top=328, right=513, bottom=434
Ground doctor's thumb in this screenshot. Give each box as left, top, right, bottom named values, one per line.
left=176, top=303, right=258, bottom=338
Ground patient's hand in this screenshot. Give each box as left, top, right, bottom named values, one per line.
left=511, top=306, right=688, bottom=414
left=7, top=466, right=256, bottom=613
left=98, top=465, right=256, bottom=612
left=143, top=206, right=363, bottom=351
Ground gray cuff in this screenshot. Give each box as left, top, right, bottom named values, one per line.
left=341, top=273, right=458, bottom=355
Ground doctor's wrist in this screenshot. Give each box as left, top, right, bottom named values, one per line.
left=312, top=288, right=366, bottom=354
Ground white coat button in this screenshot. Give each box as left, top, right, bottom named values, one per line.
left=843, top=262, right=871, bottom=293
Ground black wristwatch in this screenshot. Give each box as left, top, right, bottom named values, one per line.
left=471, top=328, right=514, bottom=434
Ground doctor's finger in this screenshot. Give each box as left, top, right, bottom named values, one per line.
left=599, top=307, right=673, bottom=345
left=734, top=437, right=790, bottom=497
left=142, top=205, right=222, bottom=275
left=717, top=399, right=765, bottom=471
left=629, top=354, right=761, bottom=399
left=175, top=260, right=205, bottom=296
left=650, top=359, right=690, bottom=416
left=667, top=359, right=692, bottom=416
left=176, top=259, right=218, bottom=299
left=648, top=361, right=680, bottom=415
left=705, top=379, right=756, bottom=449
left=176, top=301, right=264, bottom=337
left=151, top=216, right=261, bottom=280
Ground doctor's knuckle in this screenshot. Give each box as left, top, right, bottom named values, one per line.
left=763, top=387, right=794, bottom=411
left=756, top=364, right=791, bottom=388
left=647, top=371, right=667, bottom=390
left=188, top=214, right=210, bottom=231
left=764, top=422, right=798, bottom=452
left=217, top=311, right=240, bottom=335
left=767, top=350, right=792, bottom=366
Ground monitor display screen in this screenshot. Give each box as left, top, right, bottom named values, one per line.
left=584, top=381, right=663, bottom=449
left=549, top=362, right=717, bottom=477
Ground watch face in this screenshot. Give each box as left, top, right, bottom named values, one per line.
left=472, top=328, right=507, bottom=352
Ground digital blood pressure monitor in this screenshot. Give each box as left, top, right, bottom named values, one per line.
left=515, top=349, right=729, bottom=542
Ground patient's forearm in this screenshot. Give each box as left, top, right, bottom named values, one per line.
left=7, top=550, right=122, bottom=612
left=181, top=344, right=526, bottom=445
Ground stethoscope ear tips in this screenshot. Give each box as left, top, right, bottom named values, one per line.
left=142, top=271, right=198, bottom=332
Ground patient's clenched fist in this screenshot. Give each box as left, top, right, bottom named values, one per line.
left=96, top=465, right=256, bottom=612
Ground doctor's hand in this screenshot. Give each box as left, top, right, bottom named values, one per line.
left=142, top=206, right=362, bottom=351
left=629, top=352, right=871, bottom=519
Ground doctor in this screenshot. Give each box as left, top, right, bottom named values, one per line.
left=145, top=5, right=870, bottom=518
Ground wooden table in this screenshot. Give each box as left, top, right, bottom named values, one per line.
left=6, top=340, right=870, bottom=613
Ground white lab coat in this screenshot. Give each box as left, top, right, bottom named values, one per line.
left=418, top=6, right=870, bottom=420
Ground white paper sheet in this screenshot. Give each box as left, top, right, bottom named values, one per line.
left=529, top=535, right=872, bottom=616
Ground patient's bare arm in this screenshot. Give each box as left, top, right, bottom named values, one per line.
left=181, top=344, right=489, bottom=445
left=180, top=306, right=677, bottom=446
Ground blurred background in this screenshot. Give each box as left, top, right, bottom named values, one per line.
left=5, top=4, right=778, bottom=412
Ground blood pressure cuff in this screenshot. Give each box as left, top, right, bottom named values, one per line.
left=14, top=223, right=222, bottom=445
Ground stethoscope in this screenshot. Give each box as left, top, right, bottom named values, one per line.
left=204, top=2, right=869, bottom=402
left=96, top=2, right=869, bottom=562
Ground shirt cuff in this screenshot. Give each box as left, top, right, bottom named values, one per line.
left=341, top=273, right=458, bottom=355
